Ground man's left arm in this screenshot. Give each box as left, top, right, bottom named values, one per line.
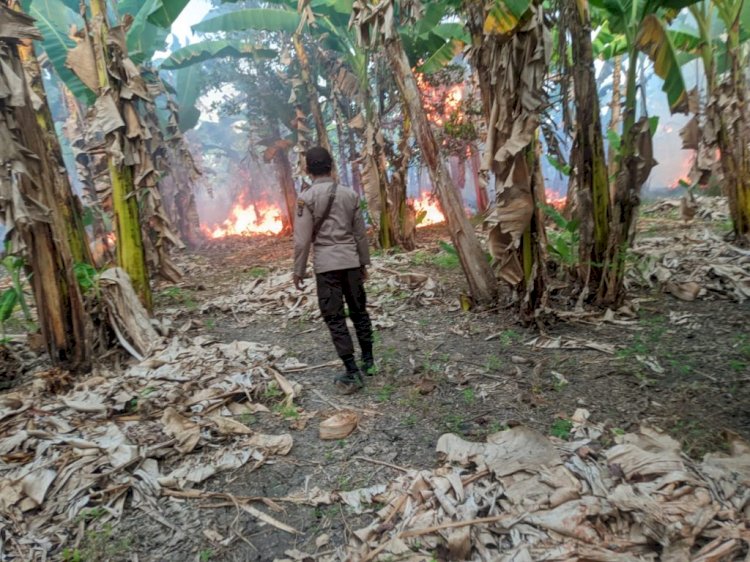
left=293, top=198, right=313, bottom=289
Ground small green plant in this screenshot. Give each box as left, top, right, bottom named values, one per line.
left=376, top=384, right=395, bottom=402
left=462, top=387, right=475, bottom=404
left=75, top=507, right=107, bottom=523
left=248, top=266, right=269, bottom=278
left=539, top=203, right=580, bottom=267
left=611, top=427, right=626, bottom=436
left=157, top=286, right=197, bottom=309
left=273, top=403, right=300, bottom=419
left=444, top=414, right=465, bottom=435
left=485, top=355, right=502, bottom=371
left=1, top=246, right=32, bottom=336
left=62, top=548, right=83, bottom=562
left=729, top=359, right=746, bottom=372
left=496, top=330, right=520, bottom=346
left=433, top=241, right=460, bottom=269
left=204, top=318, right=216, bottom=330
left=199, top=549, right=214, bottom=561
left=238, top=413, right=256, bottom=426
left=75, top=523, right=131, bottom=560
left=550, top=419, right=573, bottom=440
left=73, top=262, right=100, bottom=294
left=403, top=414, right=417, bottom=427
left=487, top=420, right=508, bottom=434
left=263, top=382, right=284, bottom=400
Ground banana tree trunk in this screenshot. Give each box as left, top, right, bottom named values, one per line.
left=292, top=33, right=334, bottom=168
left=358, top=65, right=394, bottom=249
left=607, top=55, right=622, bottom=185
left=466, top=1, right=548, bottom=317
left=86, top=0, right=152, bottom=309
left=388, top=97, right=416, bottom=251
left=274, top=142, right=297, bottom=233
left=469, top=145, right=489, bottom=213
left=16, top=38, right=93, bottom=267
left=716, top=19, right=750, bottom=244
left=569, top=0, right=611, bottom=298
left=384, top=35, right=497, bottom=305
left=1, top=6, right=90, bottom=370
left=604, top=49, right=656, bottom=303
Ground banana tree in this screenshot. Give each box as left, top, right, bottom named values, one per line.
left=686, top=0, right=750, bottom=242
left=590, top=0, right=698, bottom=302
left=13, top=0, right=93, bottom=267
left=463, top=0, right=550, bottom=316
left=353, top=0, right=498, bottom=306
left=557, top=0, right=612, bottom=301
left=1, top=3, right=90, bottom=369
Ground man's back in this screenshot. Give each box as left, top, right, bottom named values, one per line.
left=294, top=178, right=370, bottom=277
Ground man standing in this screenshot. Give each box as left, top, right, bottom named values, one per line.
left=293, top=147, right=374, bottom=394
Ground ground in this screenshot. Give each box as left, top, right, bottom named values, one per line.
left=1, top=203, right=749, bottom=560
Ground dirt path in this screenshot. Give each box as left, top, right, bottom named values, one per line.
left=106, top=218, right=750, bottom=561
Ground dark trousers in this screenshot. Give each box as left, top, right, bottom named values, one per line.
left=316, top=268, right=373, bottom=359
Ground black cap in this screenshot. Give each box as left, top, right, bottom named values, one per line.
left=306, top=146, right=333, bottom=176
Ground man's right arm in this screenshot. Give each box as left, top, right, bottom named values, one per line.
left=294, top=196, right=314, bottom=280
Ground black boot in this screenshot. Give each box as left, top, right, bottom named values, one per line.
left=361, top=343, right=376, bottom=376
left=335, top=355, right=364, bottom=394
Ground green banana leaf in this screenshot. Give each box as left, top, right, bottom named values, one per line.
left=418, top=38, right=465, bottom=74
left=175, top=64, right=202, bottom=131
left=147, top=0, right=192, bottom=27
left=160, top=40, right=277, bottom=69
left=636, top=13, right=690, bottom=112
left=193, top=8, right=300, bottom=34
left=22, top=0, right=95, bottom=104
left=483, top=0, right=533, bottom=35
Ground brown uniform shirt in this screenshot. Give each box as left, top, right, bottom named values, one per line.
left=293, top=177, right=370, bottom=278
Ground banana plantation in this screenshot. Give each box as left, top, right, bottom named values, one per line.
left=1, top=0, right=750, bottom=559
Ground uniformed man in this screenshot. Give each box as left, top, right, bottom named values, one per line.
left=293, top=146, right=374, bottom=394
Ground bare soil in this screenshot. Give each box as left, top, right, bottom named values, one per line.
left=107, top=219, right=750, bottom=561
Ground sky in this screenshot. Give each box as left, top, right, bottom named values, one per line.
left=169, top=0, right=213, bottom=47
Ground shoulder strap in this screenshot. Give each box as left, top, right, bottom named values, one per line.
left=312, top=182, right=337, bottom=240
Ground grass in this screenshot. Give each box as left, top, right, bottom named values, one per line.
left=444, top=413, right=466, bottom=435
left=74, top=507, right=107, bottom=524
left=200, top=550, right=214, bottom=562
left=408, top=246, right=459, bottom=270
left=494, top=329, right=520, bottom=346
left=462, top=387, right=475, bottom=405
left=63, top=524, right=131, bottom=561
left=485, top=354, right=502, bottom=371
left=487, top=420, right=508, bottom=434
left=238, top=413, right=256, bottom=426
left=262, top=382, right=284, bottom=401
left=156, top=286, right=197, bottom=310
left=247, top=267, right=269, bottom=278
left=376, top=384, right=395, bottom=402
left=550, top=419, right=573, bottom=440
left=273, top=403, right=300, bottom=419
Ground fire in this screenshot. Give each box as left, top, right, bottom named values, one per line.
left=414, top=72, right=465, bottom=127
left=412, top=192, right=446, bottom=227
left=669, top=154, right=695, bottom=189
left=545, top=188, right=566, bottom=210
left=202, top=198, right=284, bottom=238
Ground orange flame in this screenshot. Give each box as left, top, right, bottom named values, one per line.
left=545, top=188, right=566, bottom=210
left=202, top=198, right=284, bottom=238
left=669, top=154, right=695, bottom=189
left=414, top=73, right=464, bottom=127
left=412, top=192, right=446, bottom=227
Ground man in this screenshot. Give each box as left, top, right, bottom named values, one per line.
left=293, top=147, right=374, bottom=394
